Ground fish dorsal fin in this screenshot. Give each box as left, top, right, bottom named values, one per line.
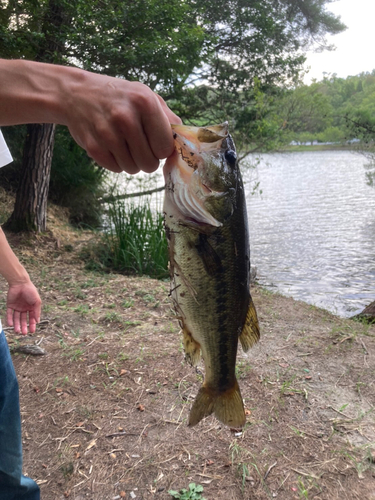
left=239, top=299, right=260, bottom=352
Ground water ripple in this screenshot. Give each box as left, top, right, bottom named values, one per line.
left=245, top=150, right=375, bottom=317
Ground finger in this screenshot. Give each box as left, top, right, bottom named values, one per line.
left=108, top=136, right=142, bottom=175
left=13, top=310, right=21, bottom=334
left=87, top=147, right=123, bottom=173
left=117, top=119, right=159, bottom=174
left=142, top=99, right=177, bottom=162
left=20, top=311, right=28, bottom=335
left=83, top=134, right=123, bottom=173
left=34, top=301, right=42, bottom=325
left=86, top=127, right=142, bottom=175
left=155, top=94, right=182, bottom=125
left=7, top=307, right=14, bottom=327
left=29, top=314, right=37, bottom=334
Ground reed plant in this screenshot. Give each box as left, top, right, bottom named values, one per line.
left=104, top=196, right=169, bottom=279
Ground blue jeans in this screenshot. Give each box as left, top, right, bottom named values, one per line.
left=0, top=330, right=40, bottom=500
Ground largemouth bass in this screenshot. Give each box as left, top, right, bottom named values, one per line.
left=163, top=123, right=259, bottom=428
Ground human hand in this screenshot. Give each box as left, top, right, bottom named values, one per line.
left=64, top=73, right=182, bottom=174
left=6, top=281, right=42, bottom=335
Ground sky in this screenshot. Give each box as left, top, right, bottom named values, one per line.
left=303, top=0, right=375, bottom=83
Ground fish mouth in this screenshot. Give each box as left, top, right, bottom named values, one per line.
left=171, top=123, right=229, bottom=171
left=163, top=124, right=230, bottom=228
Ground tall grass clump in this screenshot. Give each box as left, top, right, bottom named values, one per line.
left=103, top=197, right=169, bottom=279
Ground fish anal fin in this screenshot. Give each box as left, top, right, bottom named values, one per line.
left=239, top=299, right=260, bottom=352
left=182, top=327, right=201, bottom=366
left=189, top=380, right=246, bottom=428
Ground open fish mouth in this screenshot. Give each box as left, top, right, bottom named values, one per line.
left=172, top=123, right=229, bottom=168
left=163, top=123, right=231, bottom=228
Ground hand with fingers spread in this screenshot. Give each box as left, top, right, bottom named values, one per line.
left=7, top=281, right=41, bottom=335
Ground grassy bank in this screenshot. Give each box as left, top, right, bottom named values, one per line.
left=1, top=205, right=375, bottom=499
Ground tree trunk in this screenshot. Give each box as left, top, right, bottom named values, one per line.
left=4, top=0, right=67, bottom=233
left=4, top=123, right=56, bottom=232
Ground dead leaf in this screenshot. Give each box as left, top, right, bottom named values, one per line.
left=85, top=439, right=97, bottom=451
left=137, top=404, right=145, bottom=412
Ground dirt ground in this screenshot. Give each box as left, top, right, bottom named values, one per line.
left=2, top=210, right=375, bottom=500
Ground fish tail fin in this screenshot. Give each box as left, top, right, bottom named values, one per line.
left=188, top=380, right=246, bottom=428
left=239, top=298, right=260, bottom=352
left=188, top=386, right=215, bottom=427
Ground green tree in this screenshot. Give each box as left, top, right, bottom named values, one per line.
left=279, top=83, right=333, bottom=143
left=0, top=0, right=346, bottom=231
left=168, top=0, right=345, bottom=155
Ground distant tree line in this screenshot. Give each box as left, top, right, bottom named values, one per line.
left=279, top=70, right=375, bottom=145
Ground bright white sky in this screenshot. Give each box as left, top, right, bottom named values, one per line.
left=303, top=0, right=375, bottom=83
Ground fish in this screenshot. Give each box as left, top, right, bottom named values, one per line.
left=163, top=123, right=260, bottom=428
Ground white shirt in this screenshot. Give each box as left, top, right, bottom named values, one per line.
left=0, top=130, right=12, bottom=331
left=0, top=130, right=12, bottom=168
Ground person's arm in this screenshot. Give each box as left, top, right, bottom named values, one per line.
left=0, top=59, right=181, bottom=174
left=0, top=228, right=41, bottom=335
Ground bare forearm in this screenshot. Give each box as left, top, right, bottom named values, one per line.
left=0, top=58, right=181, bottom=173
left=0, top=59, right=83, bottom=126
left=0, top=228, right=30, bottom=285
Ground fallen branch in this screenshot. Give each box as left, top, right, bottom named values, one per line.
left=100, top=185, right=165, bottom=204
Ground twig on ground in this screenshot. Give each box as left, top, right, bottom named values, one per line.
left=264, top=461, right=277, bottom=481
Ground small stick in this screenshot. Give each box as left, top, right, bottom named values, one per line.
left=264, top=461, right=277, bottom=481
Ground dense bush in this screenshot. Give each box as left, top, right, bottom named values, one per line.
left=49, top=127, right=107, bottom=228
left=1, top=126, right=107, bottom=228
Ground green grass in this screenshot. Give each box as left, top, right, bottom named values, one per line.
left=102, top=197, right=169, bottom=279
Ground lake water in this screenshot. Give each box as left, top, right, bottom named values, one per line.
left=244, top=150, right=375, bottom=317
left=110, top=149, right=375, bottom=318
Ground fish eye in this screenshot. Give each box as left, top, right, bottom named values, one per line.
left=225, top=149, right=237, bottom=166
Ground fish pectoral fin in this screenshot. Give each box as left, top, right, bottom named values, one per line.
left=182, top=327, right=201, bottom=366
left=195, top=233, right=223, bottom=276
left=189, top=380, right=246, bottom=428
left=239, top=299, right=260, bottom=352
